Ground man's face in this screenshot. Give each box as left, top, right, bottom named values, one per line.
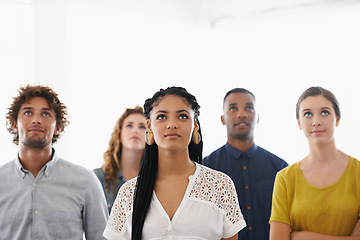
left=13, top=97, right=60, bottom=149
left=221, top=92, right=257, bottom=141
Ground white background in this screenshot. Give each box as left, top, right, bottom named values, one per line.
left=1, top=1, right=360, bottom=170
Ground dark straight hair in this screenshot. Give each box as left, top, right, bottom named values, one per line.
left=131, top=86, right=203, bottom=240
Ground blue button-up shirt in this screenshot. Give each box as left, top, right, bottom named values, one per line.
left=93, top=167, right=126, bottom=213
left=203, top=143, right=288, bottom=240
left=0, top=150, right=108, bottom=240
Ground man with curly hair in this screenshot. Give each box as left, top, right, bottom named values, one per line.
left=0, top=84, right=108, bottom=239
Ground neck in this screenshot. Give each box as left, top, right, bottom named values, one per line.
left=120, top=148, right=143, bottom=180
left=18, top=145, right=53, bottom=178
left=227, top=138, right=254, bottom=152
left=157, top=149, right=195, bottom=178
left=307, top=139, right=342, bottom=164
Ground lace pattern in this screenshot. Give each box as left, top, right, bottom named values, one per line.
left=190, top=165, right=243, bottom=225
left=107, top=164, right=243, bottom=234
left=107, top=178, right=137, bottom=234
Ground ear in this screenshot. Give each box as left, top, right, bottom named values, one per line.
left=193, top=120, right=199, bottom=132
left=146, top=119, right=152, bottom=132
left=336, top=116, right=340, bottom=127
left=297, top=120, right=303, bottom=130
left=54, top=125, right=62, bottom=136
left=256, top=114, right=260, bottom=124
left=221, top=115, right=225, bottom=126
left=11, top=122, right=18, bottom=133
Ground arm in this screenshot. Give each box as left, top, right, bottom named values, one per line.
left=288, top=220, right=360, bottom=240
left=222, top=233, right=238, bottom=240
left=270, top=221, right=291, bottom=240
left=84, top=173, right=109, bottom=240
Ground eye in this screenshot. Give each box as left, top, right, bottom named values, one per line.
left=246, top=106, right=254, bottom=112
left=304, top=112, right=312, bottom=118
left=24, top=111, right=32, bottom=116
left=140, top=125, right=146, bottom=130
left=179, top=114, right=189, bottom=120
left=229, top=106, right=237, bottom=112
left=156, top=114, right=166, bottom=120
left=321, top=110, right=329, bottom=116
left=126, top=124, right=133, bottom=129
left=43, top=112, right=51, bottom=117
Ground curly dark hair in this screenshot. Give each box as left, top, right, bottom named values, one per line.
left=132, top=86, right=203, bottom=240
left=6, top=84, right=69, bottom=145
left=102, top=106, right=144, bottom=193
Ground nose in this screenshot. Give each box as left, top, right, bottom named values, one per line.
left=312, top=117, right=321, bottom=127
left=32, top=113, right=41, bottom=125
left=167, top=120, right=178, bottom=129
left=237, top=110, right=247, bottom=119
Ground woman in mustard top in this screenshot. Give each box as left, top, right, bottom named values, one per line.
left=270, top=86, right=360, bottom=239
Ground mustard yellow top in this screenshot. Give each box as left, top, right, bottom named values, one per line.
left=270, top=157, right=360, bottom=236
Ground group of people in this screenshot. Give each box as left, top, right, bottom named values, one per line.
left=0, top=84, right=359, bottom=240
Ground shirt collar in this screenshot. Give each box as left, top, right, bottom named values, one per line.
left=15, top=148, right=59, bottom=179
left=225, top=142, right=258, bottom=159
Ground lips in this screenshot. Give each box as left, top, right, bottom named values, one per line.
left=164, top=133, right=181, bottom=138
left=311, top=130, right=326, bottom=135
left=28, top=127, right=45, bottom=132
left=234, top=121, right=248, bottom=127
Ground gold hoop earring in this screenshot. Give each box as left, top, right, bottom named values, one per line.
left=145, top=132, right=154, bottom=145
left=192, top=131, right=201, bottom=145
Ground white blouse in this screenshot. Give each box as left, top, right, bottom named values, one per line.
left=103, top=163, right=246, bottom=240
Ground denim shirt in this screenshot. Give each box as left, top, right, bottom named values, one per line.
left=0, top=150, right=108, bottom=240
left=93, top=167, right=126, bottom=213
left=203, top=143, right=288, bottom=240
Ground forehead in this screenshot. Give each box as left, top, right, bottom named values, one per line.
left=153, top=95, right=192, bottom=111
left=123, top=113, right=146, bottom=122
left=224, top=92, right=255, bottom=106
left=20, top=97, right=51, bottom=109
left=300, top=95, right=333, bottom=110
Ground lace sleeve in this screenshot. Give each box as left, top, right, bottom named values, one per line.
left=106, top=178, right=137, bottom=235
left=190, top=167, right=245, bottom=231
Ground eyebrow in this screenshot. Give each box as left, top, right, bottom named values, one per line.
left=20, top=107, right=53, bottom=112
left=228, top=102, right=254, bottom=107
left=155, top=109, right=190, bottom=114
left=302, top=107, right=331, bottom=112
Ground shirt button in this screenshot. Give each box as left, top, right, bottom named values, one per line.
left=245, top=186, right=249, bottom=190
left=243, top=166, right=247, bottom=170
left=249, top=226, right=253, bottom=230
left=34, top=210, right=39, bottom=215
left=247, top=206, right=251, bottom=210
left=33, top=183, right=37, bottom=187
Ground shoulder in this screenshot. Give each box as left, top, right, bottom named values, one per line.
left=56, top=159, right=100, bottom=185
left=191, top=164, right=237, bottom=202
left=93, top=167, right=104, bottom=178
left=203, top=145, right=227, bottom=163
left=0, top=160, right=14, bottom=172
left=256, top=146, right=288, bottom=166
left=276, top=163, right=298, bottom=180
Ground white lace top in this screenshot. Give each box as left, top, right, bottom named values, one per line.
left=103, top=163, right=246, bottom=240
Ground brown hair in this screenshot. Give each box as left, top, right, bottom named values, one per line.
left=102, top=106, right=144, bottom=193
left=296, top=86, right=341, bottom=120
left=6, top=84, right=69, bottom=145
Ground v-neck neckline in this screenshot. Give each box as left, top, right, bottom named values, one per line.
left=153, top=163, right=200, bottom=223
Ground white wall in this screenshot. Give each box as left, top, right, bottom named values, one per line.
left=1, top=1, right=360, bottom=170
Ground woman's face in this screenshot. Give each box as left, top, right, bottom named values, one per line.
left=120, top=113, right=146, bottom=151
left=147, top=94, right=198, bottom=152
left=297, top=95, right=339, bottom=146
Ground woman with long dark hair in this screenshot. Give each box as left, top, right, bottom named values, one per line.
left=103, top=86, right=246, bottom=240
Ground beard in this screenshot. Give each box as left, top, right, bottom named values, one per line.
left=22, top=135, right=49, bottom=149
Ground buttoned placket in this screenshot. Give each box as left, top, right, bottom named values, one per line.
left=239, top=152, right=254, bottom=236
